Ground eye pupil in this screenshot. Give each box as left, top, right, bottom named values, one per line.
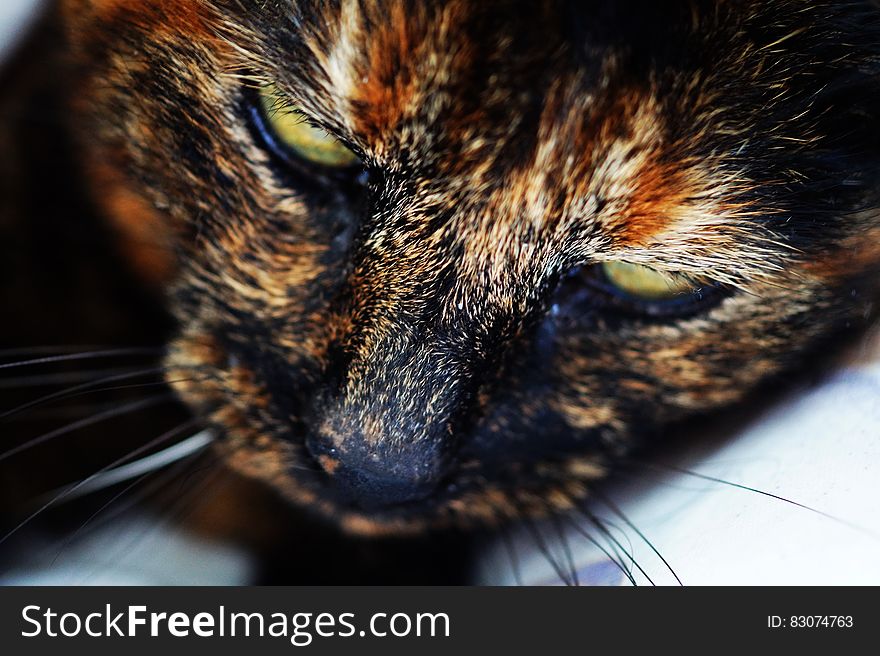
left=258, top=83, right=360, bottom=168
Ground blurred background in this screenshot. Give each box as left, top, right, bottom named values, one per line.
left=0, top=0, right=40, bottom=63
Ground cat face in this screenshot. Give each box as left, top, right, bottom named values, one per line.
left=62, top=0, right=880, bottom=534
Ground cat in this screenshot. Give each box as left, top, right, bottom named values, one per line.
left=2, top=0, right=880, bottom=583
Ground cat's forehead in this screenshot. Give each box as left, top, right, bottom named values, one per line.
left=265, top=1, right=573, bottom=147
left=238, top=1, right=762, bottom=277
left=255, top=1, right=696, bottom=148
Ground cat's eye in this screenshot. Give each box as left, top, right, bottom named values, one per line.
left=553, top=261, right=724, bottom=321
left=258, top=83, right=360, bottom=168
left=600, top=261, right=702, bottom=301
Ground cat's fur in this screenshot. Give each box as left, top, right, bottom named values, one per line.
left=56, top=0, right=880, bottom=534
left=4, top=0, right=880, bottom=552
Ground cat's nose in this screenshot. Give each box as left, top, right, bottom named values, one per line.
left=305, top=431, right=444, bottom=510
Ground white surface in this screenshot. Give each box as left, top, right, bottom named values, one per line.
left=0, top=0, right=42, bottom=65
left=1, top=516, right=256, bottom=586
left=479, top=330, right=880, bottom=585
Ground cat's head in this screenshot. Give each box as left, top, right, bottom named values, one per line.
left=62, top=0, right=880, bottom=534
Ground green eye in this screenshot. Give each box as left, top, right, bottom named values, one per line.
left=258, top=83, right=359, bottom=168
left=601, top=261, right=701, bottom=300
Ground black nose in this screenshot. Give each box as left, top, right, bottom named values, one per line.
left=305, top=432, right=443, bottom=510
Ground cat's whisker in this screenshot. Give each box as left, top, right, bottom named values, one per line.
left=0, top=394, right=173, bottom=463
left=0, top=367, right=211, bottom=421
left=3, top=401, right=127, bottom=424
left=568, top=508, right=648, bottom=586
left=579, top=509, right=656, bottom=585
left=32, top=441, right=219, bottom=572
left=83, top=457, right=229, bottom=584
left=547, top=510, right=580, bottom=586
left=0, top=367, right=144, bottom=389
left=0, top=348, right=163, bottom=371
left=0, top=469, right=159, bottom=579
left=592, top=489, right=683, bottom=586
left=72, top=375, right=213, bottom=398
left=44, top=471, right=157, bottom=571
left=626, top=458, right=880, bottom=540
left=55, top=430, right=215, bottom=503
left=497, top=524, right=525, bottom=587
left=49, top=448, right=222, bottom=565
left=582, top=514, right=637, bottom=582
left=0, top=367, right=166, bottom=421
left=0, top=418, right=201, bottom=548
left=68, top=455, right=226, bottom=586
left=564, top=514, right=638, bottom=587
left=0, top=345, right=157, bottom=358
left=518, top=511, right=574, bottom=587
left=1, top=378, right=204, bottom=424
left=543, top=491, right=637, bottom=584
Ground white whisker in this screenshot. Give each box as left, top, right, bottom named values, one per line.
left=0, top=419, right=201, bottom=547
left=48, top=429, right=216, bottom=503
left=0, top=348, right=162, bottom=371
